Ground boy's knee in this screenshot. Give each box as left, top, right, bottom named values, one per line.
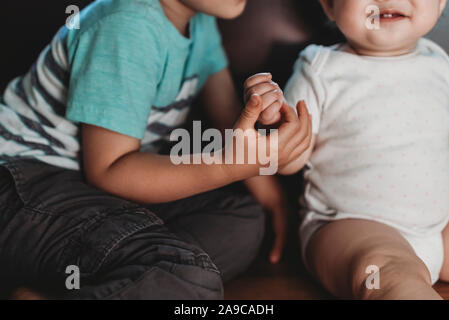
left=75, top=229, right=224, bottom=299
left=163, top=262, right=223, bottom=299
left=114, top=235, right=224, bottom=299
left=119, top=262, right=223, bottom=300
left=237, top=200, right=265, bottom=242
left=220, top=202, right=265, bottom=281
left=245, top=205, right=265, bottom=250
left=237, top=206, right=265, bottom=256
left=220, top=192, right=265, bottom=252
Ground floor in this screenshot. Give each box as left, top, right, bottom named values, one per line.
left=3, top=209, right=449, bottom=300
left=224, top=234, right=449, bottom=300
left=224, top=240, right=331, bottom=300
left=4, top=238, right=449, bottom=300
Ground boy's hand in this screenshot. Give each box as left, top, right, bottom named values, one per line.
left=229, top=94, right=312, bottom=179
left=244, top=73, right=284, bottom=125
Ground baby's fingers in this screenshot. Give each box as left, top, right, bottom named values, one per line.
left=244, top=73, right=272, bottom=91
left=259, top=101, right=283, bottom=125
left=244, top=80, right=280, bottom=103
left=258, top=89, right=283, bottom=113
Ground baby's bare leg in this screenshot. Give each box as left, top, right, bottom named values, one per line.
left=306, top=219, right=441, bottom=300
left=439, top=223, right=449, bottom=281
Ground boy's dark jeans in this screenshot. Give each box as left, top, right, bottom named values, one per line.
left=0, top=159, right=265, bottom=299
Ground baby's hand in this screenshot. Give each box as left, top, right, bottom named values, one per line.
left=244, top=73, right=284, bottom=125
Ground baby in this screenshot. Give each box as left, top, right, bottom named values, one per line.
left=249, top=0, right=449, bottom=299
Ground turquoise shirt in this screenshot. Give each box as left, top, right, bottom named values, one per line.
left=66, top=0, right=228, bottom=141
left=0, top=0, right=228, bottom=170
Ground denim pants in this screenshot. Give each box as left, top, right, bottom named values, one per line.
left=0, top=159, right=265, bottom=299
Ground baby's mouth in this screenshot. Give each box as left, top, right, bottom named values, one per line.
left=377, top=9, right=408, bottom=22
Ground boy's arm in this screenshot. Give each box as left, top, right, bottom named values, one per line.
left=81, top=96, right=266, bottom=205
left=82, top=124, right=250, bottom=204
left=82, top=94, right=312, bottom=206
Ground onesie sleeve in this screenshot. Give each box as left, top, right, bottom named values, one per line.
left=284, top=45, right=326, bottom=134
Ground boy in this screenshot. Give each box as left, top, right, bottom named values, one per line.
left=0, top=0, right=311, bottom=299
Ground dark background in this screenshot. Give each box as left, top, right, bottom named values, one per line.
left=0, top=0, right=342, bottom=92
left=0, top=1, right=93, bottom=91
left=1, top=0, right=447, bottom=92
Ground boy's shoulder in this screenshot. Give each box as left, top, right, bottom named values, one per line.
left=66, top=0, right=219, bottom=47
left=77, top=0, right=166, bottom=32
left=63, top=0, right=170, bottom=62
left=90, top=0, right=164, bottom=18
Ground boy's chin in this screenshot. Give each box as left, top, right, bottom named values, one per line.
left=214, top=5, right=246, bottom=20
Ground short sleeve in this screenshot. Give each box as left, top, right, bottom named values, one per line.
left=66, top=12, right=164, bottom=139
left=284, top=46, right=325, bottom=134
left=202, top=16, right=228, bottom=76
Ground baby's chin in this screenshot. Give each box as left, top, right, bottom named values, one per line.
left=353, top=34, right=419, bottom=56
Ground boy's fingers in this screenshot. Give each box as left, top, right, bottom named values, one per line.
left=244, top=73, right=272, bottom=90
left=279, top=102, right=298, bottom=123
left=235, top=94, right=263, bottom=130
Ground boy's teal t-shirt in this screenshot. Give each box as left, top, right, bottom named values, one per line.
left=66, top=0, right=228, bottom=142
left=0, top=0, right=228, bottom=170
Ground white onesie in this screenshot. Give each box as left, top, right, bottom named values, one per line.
left=284, top=38, right=449, bottom=284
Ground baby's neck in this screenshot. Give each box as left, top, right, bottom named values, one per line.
left=342, top=41, right=418, bottom=57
